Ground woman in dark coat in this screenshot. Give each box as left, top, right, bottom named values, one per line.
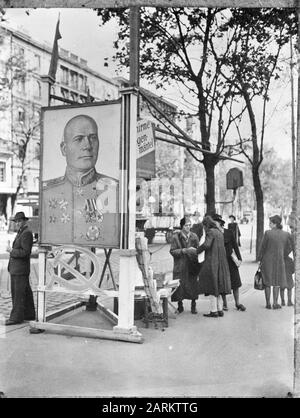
left=228, top=215, right=241, bottom=246
left=213, top=214, right=245, bottom=312
left=170, top=216, right=200, bottom=314
left=197, top=216, right=231, bottom=318
left=258, top=215, right=293, bottom=309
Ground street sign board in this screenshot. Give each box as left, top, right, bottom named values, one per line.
left=136, top=119, right=155, bottom=179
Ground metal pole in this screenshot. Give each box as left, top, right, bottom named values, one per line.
left=129, top=6, right=140, bottom=88
left=290, top=35, right=296, bottom=214
left=129, top=6, right=140, bottom=118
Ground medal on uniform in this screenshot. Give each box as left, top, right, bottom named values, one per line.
left=83, top=198, right=103, bottom=223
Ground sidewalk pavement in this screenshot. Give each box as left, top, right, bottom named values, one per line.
left=0, top=232, right=295, bottom=398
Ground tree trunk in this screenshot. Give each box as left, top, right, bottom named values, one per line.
left=203, top=155, right=216, bottom=215
left=242, top=85, right=264, bottom=261
left=11, top=194, right=17, bottom=214
left=252, top=166, right=264, bottom=261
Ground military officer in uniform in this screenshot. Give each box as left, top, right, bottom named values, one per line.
left=41, top=114, right=119, bottom=247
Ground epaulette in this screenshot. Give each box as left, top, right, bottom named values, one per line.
left=42, top=176, right=65, bottom=189
left=95, top=173, right=118, bottom=183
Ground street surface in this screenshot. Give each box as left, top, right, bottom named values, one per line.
left=0, top=222, right=295, bottom=397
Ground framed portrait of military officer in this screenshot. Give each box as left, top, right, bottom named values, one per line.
left=40, top=100, right=121, bottom=248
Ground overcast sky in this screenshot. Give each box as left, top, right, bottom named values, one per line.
left=1, top=7, right=295, bottom=161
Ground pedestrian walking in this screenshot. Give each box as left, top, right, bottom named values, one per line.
left=258, top=215, right=294, bottom=310
left=170, top=216, right=200, bottom=314
left=212, top=214, right=246, bottom=312
left=228, top=215, right=241, bottom=246
left=197, top=215, right=231, bottom=318
left=5, top=212, right=36, bottom=325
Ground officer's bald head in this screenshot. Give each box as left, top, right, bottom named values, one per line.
left=61, top=114, right=99, bottom=173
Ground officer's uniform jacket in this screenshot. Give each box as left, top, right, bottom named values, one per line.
left=41, top=167, right=119, bottom=247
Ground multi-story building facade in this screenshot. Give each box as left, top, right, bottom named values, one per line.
left=0, top=23, right=119, bottom=221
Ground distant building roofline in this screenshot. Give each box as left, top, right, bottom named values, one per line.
left=0, top=23, right=119, bottom=88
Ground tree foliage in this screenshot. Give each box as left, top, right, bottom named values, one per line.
left=96, top=7, right=296, bottom=252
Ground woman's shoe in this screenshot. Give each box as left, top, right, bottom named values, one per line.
left=223, top=306, right=228, bottom=311
left=272, top=303, right=282, bottom=310
left=203, top=312, right=218, bottom=318
left=281, top=300, right=286, bottom=306
left=288, top=301, right=294, bottom=307
left=236, top=304, right=246, bottom=311
left=218, top=310, right=224, bottom=317
left=177, top=303, right=184, bottom=314
left=191, top=300, right=197, bottom=314
left=266, top=304, right=272, bottom=309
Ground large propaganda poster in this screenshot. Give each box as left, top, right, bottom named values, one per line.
left=40, top=100, right=121, bottom=248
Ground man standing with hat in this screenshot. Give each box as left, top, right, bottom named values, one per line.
left=5, top=212, right=35, bottom=325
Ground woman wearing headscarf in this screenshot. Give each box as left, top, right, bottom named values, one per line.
left=258, top=215, right=294, bottom=309
left=197, top=215, right=231, bottom=318
left=170, top=216, right=200, bottom=314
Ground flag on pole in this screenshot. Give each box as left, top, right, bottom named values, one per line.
left=48, top=16, right=62, bottom=80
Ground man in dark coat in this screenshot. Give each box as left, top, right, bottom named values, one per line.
left=170, top=216, right=200, bottom=314
left=5, top=212, right=35, bottom=325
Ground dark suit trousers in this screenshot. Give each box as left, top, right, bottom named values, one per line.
left=9, top=274, right=35, bottom=322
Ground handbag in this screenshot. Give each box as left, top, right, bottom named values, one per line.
left=231, top=253, right=242, bottom=268
left=254, top=268, right=264, bottom=290
left=285, top=256, right=295, bottom=275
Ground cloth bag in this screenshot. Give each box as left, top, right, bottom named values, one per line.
left=254, top=268, right=264, bottom=290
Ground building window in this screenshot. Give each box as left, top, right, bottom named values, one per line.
left=34, top=109, right=41, bottom=124
left=79, top=75, right=87, bottom=92
left=33, top=176, right=39, bottom=188
left=70, top=71, right=78, bottom=89
left=34, top=143, right=40, bottom=159
left=17, top=77, right=26, bottom=94
left=14, top=46, right=25, bottom=57
left=34, top=80, right=41, bottom=99
left=61, top=66, right=69, bottom=85
left=0, top=161, right=6, bottom=182
left=22, top=175, right=28, bottom=190
left=18, top=107, right=25, bottom=123
left=34, top=54, right=40, bottom=71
